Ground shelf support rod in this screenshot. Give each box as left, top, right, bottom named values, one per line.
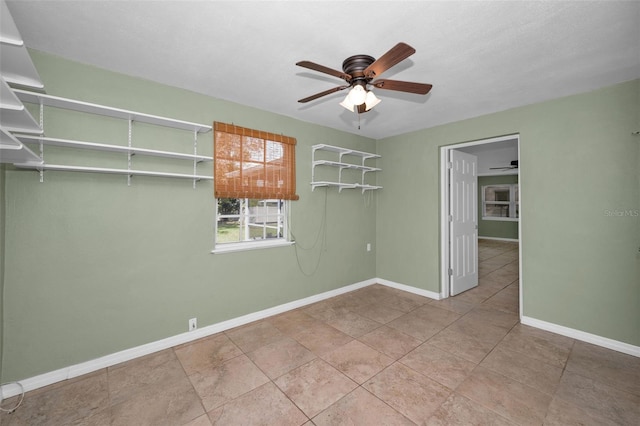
left=127, top=119, right=132, bottom=186
left=192, top=129, right=197, bottom=189
left=39, top=101, right=44, bottom=182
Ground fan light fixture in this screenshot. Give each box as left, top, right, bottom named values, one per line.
left=340, top=84, right=381, bottom=112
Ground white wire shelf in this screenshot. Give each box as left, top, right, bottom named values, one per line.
left=15, top=134, right=213, bottom=162
left=0, top=1, right=44, bottom=89
left=311, top=144, right=381, bottom=193
left=313, top=159, right=381, bottom=172
left=312, top=143, right=381, bottom=160
left=13, top=163, right=213, bottom=181
left=14, top=90, right=212, bottom=133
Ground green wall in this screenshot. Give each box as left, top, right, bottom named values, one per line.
left=376, top=79, right=640, bottom=346
left=2, top=51, right=639, bottom=383
left=478, top=175, right=519, bottom=240
left=1, top=51, right=378, bottom=382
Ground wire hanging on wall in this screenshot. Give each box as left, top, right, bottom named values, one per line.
left=291, top=187, right=329, bottom=276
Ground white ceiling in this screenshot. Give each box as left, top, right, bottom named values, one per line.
left=5, top=0, right=640, bottom=139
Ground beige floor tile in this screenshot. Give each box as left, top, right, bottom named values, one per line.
left=312, top=387, right=414, bottom=426
left=566, top=340, right=640, bottom=396
left=247, top=336, right=316, bottom=379
left=108, top=349, right=187, bottom=406
left=358, top=325, right=422, bottom=359
left=425, top=393, right=515, bottom=426
left=207, top=382, right=307, bottom=426
left=182, top=414, right=213, bottom=426
left=267, top=309, right=322, bottom=336
left=463, top=305, right=519, bottom=331
left=325, top=309, right=383, bottom=338
left=321, top=340, right=394, bottom=384
left=456, top=366, right=552, bottom=426
left=399, top=343, right=477, bottom=390
left=188, top=354, right=270, bottom=412
left=274, top=358, right=357, bottom=418
left=293, top=322, right=353, bottom=355
left=497, top=324, right=574, bottom=368
left=480, top=346, right=563, bottom=395
left=174, top=333, right=243, bottom=375
left=224, top=320, right=284, bottom=353
left=554, top=370, right=640, bottom=425
left=348, top=301, right=406, bottom=323
left=380, top=290, right=430, bottom=312
left=0, top=373, right=109, bottom=426
left=387, top=305, right=459, bottom=342
left=364, top=362, right=451, bottom=424
left=428, top=327, right=499, bottom=364
left=543, top=397, right=619, bottom=426
left=110, top=376, right=204, bottom=426
left=428, top=296, right=476, bottom=315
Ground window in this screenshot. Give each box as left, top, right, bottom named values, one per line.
left=213, top=122, right=298, bottom=253
left=483, top=184, right=519, bottom=221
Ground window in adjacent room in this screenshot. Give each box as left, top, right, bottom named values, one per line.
left=212, top=122, right=298, bottom=253
left=482, top=184, right=519, bottom=221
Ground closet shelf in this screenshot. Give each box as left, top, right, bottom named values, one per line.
left=14, top=163, right=213, bottom=181
left=16, top=134, right=213, bottom=162
left=14, top=89, right=213, bottom=133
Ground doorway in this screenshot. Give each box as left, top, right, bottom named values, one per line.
left=439, top=134, right=522, bottom=319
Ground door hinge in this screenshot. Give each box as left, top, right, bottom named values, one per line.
left=448, top=215, right=453, bottom=222
left=448, top=268, right=453, bottom=276
left=447, top=162, right=453, bottom=169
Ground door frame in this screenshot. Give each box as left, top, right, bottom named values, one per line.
left=439, top=134, right=523, bottom=319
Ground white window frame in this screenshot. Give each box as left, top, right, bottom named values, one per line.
left=482, top=184, right=519, bottom=222
left=212, top=198, right=293, bottom=254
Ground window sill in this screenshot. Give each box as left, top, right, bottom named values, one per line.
left=211, top=240, right=295, bottom=254
left=482, top=217, right=519, bottom=222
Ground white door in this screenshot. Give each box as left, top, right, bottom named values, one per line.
left=449, top=150, right=478, bottom=295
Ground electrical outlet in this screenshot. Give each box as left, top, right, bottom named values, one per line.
left=366, top=243, right=371, bottom=252
left=188, top=318, right=197, bottom=331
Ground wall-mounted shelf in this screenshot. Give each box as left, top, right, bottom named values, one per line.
left=15, top=134, right=213, bottom=163
left=0, top=2, right=45, bottom=165
left=12, top=90, right=213, bottom=187
left=13, top=163, right=213, bottom=181
left=15, top=90, right=212, bottom=133
left=311, top=144, right=382, bottom=193
left=0, top=1, right=44, bottom=89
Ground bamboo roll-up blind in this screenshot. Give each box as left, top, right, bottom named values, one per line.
left=214, top=122, right=299, bottom=200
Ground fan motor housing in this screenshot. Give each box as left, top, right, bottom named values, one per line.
left=342, top=55, right=375, bottom=78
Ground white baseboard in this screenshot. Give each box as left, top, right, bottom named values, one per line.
left=521, top=316, right=640, bottom=357
left=478, top=236, right=519, bottom=242
left=1, top=278, right=376, bottom=399
left=376, top=278, right=441, bottom=300
left=5, top=280, right=637, bottom=399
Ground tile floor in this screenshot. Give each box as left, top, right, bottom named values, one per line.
left=2, top=240, right=639, bottom=425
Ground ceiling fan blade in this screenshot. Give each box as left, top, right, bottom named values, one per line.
left=298, top=85, right=349, bottom=103
left=296, top=61, right=352, bottom=82
left=371, top=79, right=432, bottom=95
left=363, top=42, right=416, bottom=78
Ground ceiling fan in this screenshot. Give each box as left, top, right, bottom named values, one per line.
left=296, top=42, right=432, bottom=113
left=490, top=160, right=519, bottom=170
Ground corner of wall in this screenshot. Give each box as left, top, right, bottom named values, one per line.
left=0, top=164, right=6, bottom=383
